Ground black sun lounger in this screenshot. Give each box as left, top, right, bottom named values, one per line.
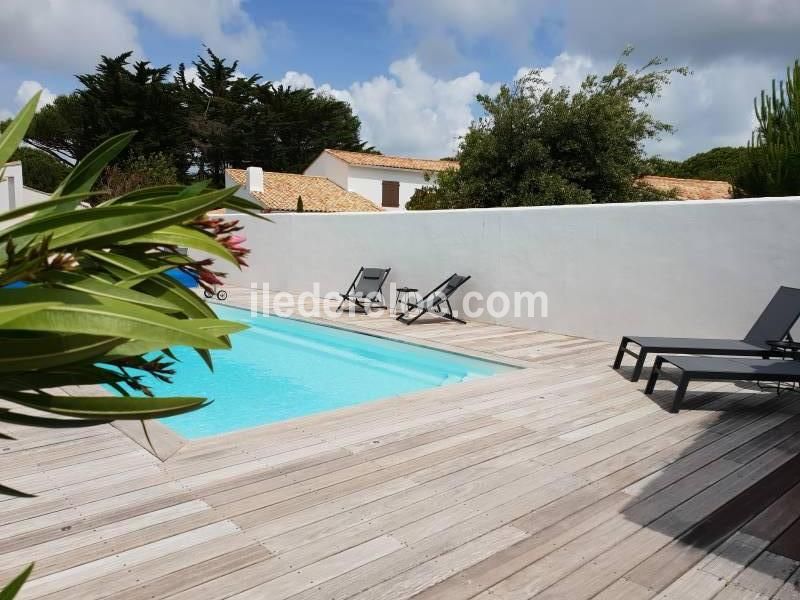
left=337, top=267, right=391, bottom=313
left=614, top=286, right=800, bottom=381
left=396, top=274, right=471, bottom=325
left=645, top=355, right=800, bottom=413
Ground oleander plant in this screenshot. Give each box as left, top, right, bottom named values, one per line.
left=0, top=91, right=266, bottom=595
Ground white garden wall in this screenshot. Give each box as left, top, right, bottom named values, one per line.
left=223, top=198, right=800, bottom=342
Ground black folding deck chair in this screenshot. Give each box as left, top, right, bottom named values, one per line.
left=645, top=355, right=800, bottom=413
left=614, top=286, right=800, bottom=381
left=337, top=267, right=390, bottom=313
left=396, top=274, right=471, bottom=325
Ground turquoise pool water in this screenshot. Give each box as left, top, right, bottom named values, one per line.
left=141, top=305, right=515, bottom=439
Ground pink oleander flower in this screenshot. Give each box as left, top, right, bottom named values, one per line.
left=191, top=216, right=250, bottom=268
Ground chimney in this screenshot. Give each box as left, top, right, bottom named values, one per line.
left=246, top=166, right=264, bottom=193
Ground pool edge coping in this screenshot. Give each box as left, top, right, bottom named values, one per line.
left=112, top=418, right=188, bottom=461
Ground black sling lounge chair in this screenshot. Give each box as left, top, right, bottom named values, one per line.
left=614, top=286, right=800, bottom=382
left=396, top=274, right=471, bottom=325
left=645, top=355, right=800, bottom=413
left=337, top=267, right=391, bottom=313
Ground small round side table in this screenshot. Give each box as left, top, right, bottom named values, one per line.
left=395, top=287, right=419, bottom=314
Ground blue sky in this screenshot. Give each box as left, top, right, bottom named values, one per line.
left=136, top=2, right=413, bottom=88
left=136, top=1, right=565, bottom=90
left=0, top=1, right=797, bottom=159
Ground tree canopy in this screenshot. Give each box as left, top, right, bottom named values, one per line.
left=9, top=48, right=372, bottom=187
left=407, top=50, right=688, bottom=210
left=644, top=147, right=748, bottom=183
left=21, top=54, right=186, bottom=169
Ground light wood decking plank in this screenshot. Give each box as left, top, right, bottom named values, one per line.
left=1, top=289, right=797, bottom=600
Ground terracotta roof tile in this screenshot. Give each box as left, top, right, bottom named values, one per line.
left=639, top=176, right=733, bottom=200
left=226, top=169, right=380, bottom=213
left=324, top=149, right=458, bottom=172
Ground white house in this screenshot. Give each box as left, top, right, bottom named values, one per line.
left=303, top=149, right=458, bottom=211
left=0, top=161, right=49, bottom=213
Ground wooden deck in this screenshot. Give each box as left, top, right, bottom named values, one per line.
left=2, top=288, right=800, bottom=599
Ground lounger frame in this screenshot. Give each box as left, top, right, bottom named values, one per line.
left=614, top=337, right=773, bottom=382
left=646, top=355, right=800, bottom=413
left=613, top=286, right=800, bottom=381
left=337, top=267, right=391, bottom=313
left=397, top=274, right=471, bottom=325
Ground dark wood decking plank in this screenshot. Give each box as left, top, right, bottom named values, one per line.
left=625, top=454, right=800, bottom=592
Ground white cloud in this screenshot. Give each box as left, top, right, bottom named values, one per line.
left=0, top=0, right=141, bottom=71
left=564, top=0, right=800, bottom=66
left=393, top=0, right=800, bottom=66
left=279, top=51, right=764, bottom=160
left=388, top=0, right=793, bottom=159
left=15, top=80, right=57, bottom=109
left=181, top=66, right=201, bottom=86
left=125, top=0, right=269, bottom=63
left=390, top=0, right=551, bottom=67
left=515, top=53, right=594, bottom=93
left=0, top=0, right=275, bottom=72
left=558, top=2, right=799, bottom=158
left=285, top=57, right=498, bottom=158
left=276, top=71, right=316, bottom=90
left=1, top=80, right=57, bottom=120
left=645, top=58, right=769, bottom=157
left=345, top=57, right=493, bottom=157
left=391, top=0, right=547, bottom=40
left=0, top=0, right=785, bottom=160
left=414, top=35, right=463, bottom=74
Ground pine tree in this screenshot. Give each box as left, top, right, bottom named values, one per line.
left=736, top=60, right=800, bottom=196
left=12, top=47, right=375, bottom=187
left=296, top=195, right=304, bottom=212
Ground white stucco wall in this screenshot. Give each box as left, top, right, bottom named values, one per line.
left=302, top=152, right=349, bottom=189
left=0, top=163, right=24, bottom=212
left=345, top=165, right=433, bottom=211
left=222, top=197, right=800, bottom=343
left=22, top=186, right=49, bottom=205
left=0, top=162, right=48, bottom=213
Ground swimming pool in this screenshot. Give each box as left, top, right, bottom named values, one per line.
left=140, top=305, right=515, bottom=439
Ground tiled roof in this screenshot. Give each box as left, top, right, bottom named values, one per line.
left=324, top=149, right=459, bottom=173
left=639, top=176, right=733, bottom=200
left=226, top=169, right=381, bottom=213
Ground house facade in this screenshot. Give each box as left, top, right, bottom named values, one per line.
left=304, top=149, right=458, bottom=211
left=0, top=161, right=49, bottom=213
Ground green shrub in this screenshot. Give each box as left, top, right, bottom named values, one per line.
left=644, top=147, right=748, bottom=183
left=8, top=147, right=70, bottom=193
left=0, top=92, right=264, bottom=500
left=410, top=49, right=687, bottom=209
left=98, top=152, right=178, bottom=199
